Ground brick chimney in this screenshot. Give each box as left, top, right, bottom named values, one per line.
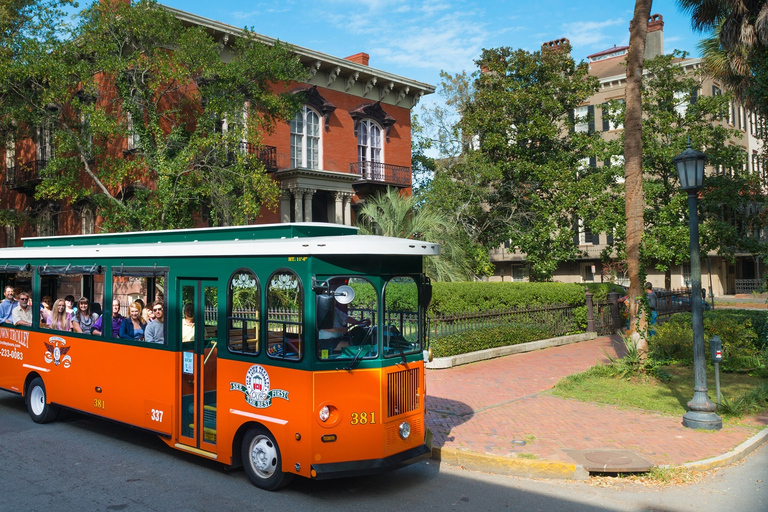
left=644, top=14, right=664, bottom=59
left=541, top=38, right=571, bottom=55
left=344, top=52, right=369, bottom=66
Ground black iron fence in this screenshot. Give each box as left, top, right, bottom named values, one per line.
left=589, top=288, right=694, bottom=335
left=428, top=304, right=578, bottom=339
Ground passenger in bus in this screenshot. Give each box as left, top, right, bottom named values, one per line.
left=142, top=304, right=155, bottom=324
left=11, top=291, right=32, bottom=326
left=181, top=303, right=195, bottom=342
left=92, top=299, right=123, bottom=337
left=47, top=299, right=72, bottom=331
left=144, top=301, right=165, bottom=343
left=64, top=295, right=76, bottom=317
left=119, top=301, right=146, bottom=340
left=0, top=285, right=18, bottom=324
left=40, top=295, right=52, bottom=326
left=72, top=297, right=99, bottom=334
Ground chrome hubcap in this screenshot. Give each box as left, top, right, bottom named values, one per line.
left=250, top=435, right=277, bottom=478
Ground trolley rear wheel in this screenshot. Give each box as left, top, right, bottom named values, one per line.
left=26, top=377, right=59, bottom=424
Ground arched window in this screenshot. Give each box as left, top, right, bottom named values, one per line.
left=81, top=207, right=95, bottom=235
left=266, top=270, right=303, bottom=360
left=290, top=106, right=320, bottom=169
left=357, top=119, right=382, bottom=179
left=228, top=269, right=260, bottom=355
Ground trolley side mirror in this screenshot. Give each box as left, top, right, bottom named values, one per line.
left=420, top=278, right=432, bottom=311
left=316, top=294, right=335, bottom=330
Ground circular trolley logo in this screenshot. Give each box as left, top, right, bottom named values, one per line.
left=230, top=365, right=289, bottom=408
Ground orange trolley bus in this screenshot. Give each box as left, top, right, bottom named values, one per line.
left=0, top=223, right=438, bottom=490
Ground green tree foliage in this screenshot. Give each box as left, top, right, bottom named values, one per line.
left=678, top=0, right=768, bottom=115
left=356, top=187, right=473, bottom=282
left=603, top=53, right=758, bottom=287
left=1, top=0, right=305, bottom=231
left=414, top=71, right=494, bottom=278
left=458, top=45, right=605, bottom=281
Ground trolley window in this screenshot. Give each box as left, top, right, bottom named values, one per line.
left=228, top=269, right=260, bottom=355
left=113, top=270, right=166, bottom=342
left=316, top=277, right=377, bottom=361
left=266, top=270, right=302, bottom=361
left=39, top=266, right=104, bottom=334
left=383, top=277, right=421, bottom=358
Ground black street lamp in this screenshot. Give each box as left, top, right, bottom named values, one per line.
left=673, top=141, right=722, bottom=430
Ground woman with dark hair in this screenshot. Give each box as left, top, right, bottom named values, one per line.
left=72, top=297, right=99, bottom=334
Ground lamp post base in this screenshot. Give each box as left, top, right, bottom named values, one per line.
left=682, top=410, right=722, bottom=430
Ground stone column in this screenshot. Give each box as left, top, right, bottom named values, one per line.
left=280, top=190, right=291, bottom=223
left=333, top=192, right=344, bottom=224
left=303, top=188, right=315, bottom=222
left=293, top=188, right=304, bottom=223
left=342, top=193, right=353, bottom=226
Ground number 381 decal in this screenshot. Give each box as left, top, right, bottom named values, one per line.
left=350, top=411, right=376, bottom=425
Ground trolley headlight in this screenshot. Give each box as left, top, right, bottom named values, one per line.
left=319, top=405, right=330, bottom=422
left=398, top=421, right=411, bottom=440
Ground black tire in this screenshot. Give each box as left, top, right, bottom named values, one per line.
left=241, top=426, right=293, bottom=490
left=26, top=377, right=58, bottom=424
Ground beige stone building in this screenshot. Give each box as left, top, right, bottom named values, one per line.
left=490, top=14, right=766, bottom=295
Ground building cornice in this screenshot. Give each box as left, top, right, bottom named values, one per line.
left=161, top=5, right=435, bottom=108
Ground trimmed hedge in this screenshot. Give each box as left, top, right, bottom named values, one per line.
left=430, top=281, right=599, bottom=314
left=430, top=323, right=551, bottom=358
left=651, top=310, right=767, bottom=371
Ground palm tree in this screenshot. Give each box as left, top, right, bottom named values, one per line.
left=624, top=0, right=653, bottom=354
left=356, top=188, right=473, bottom=282
left=678, top=0, right=768, bottom=106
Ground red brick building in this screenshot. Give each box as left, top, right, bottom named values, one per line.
left=0, top=2, right=434, bottom=244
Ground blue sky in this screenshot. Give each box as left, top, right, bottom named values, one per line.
left=158, top=0, right=708, bottom=89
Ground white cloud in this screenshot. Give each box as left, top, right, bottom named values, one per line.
left=561, top=18, right=626, bottom=49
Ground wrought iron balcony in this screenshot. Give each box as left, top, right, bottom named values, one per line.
left=5, top=160, right=45, bottom=192
left=350, top=161, right=411, bottom=187
left=238, top=142, right=277, bottom=171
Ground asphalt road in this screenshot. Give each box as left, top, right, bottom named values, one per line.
left=1, top=389, right=766, bottom=512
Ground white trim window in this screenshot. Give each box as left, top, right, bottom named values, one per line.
left=37, top=209, right=56, bottom=237
left=5, top=138, right=15, bottom=174
left=610, top=155, right=625, bottom=183
left=574, top=105, right=589, bottom=133
left=357, top=119, right=382, bottom=179
left=290, top=106, right=320, bottom=169
left=37, top=122, right=55, bottom=162
left=126, top=112, right=140, bottom=151
left=81, top=208, right=95, bottom=235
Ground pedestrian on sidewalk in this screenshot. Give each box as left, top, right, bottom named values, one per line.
left=646, top=282, right=658, bottom=336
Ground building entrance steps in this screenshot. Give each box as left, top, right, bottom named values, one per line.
left=425, top=336, right=768, bottom=479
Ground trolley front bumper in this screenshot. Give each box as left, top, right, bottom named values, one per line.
left=310, top=429, right=433, bottom=480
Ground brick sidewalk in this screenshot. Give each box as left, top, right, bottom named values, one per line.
left=426, top=336, right=767, bottom=467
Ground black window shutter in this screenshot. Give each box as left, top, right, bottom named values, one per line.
left=588, top=105, right=595, bottom=133
left=602, top=103, right=609, bottom=131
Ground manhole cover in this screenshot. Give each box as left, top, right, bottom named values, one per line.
left=583, top=452, right=634, bottom=465
left=564, top=449, right=653, bottom=473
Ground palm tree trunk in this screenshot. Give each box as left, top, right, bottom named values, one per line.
left=625, top=0, right=653, bottom=354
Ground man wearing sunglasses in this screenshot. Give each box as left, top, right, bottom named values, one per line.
left=144, top=301, right=165, bottom=344
left=11, top=292, right=32, bottom=327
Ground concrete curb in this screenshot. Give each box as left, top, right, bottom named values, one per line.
left=426, top=332, right=598, bottom=369
left=432, top=446, right=589, bottom=480
left=431, top=427, right=768, bottom=480
left=678, top=426, right=768, bottom=472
